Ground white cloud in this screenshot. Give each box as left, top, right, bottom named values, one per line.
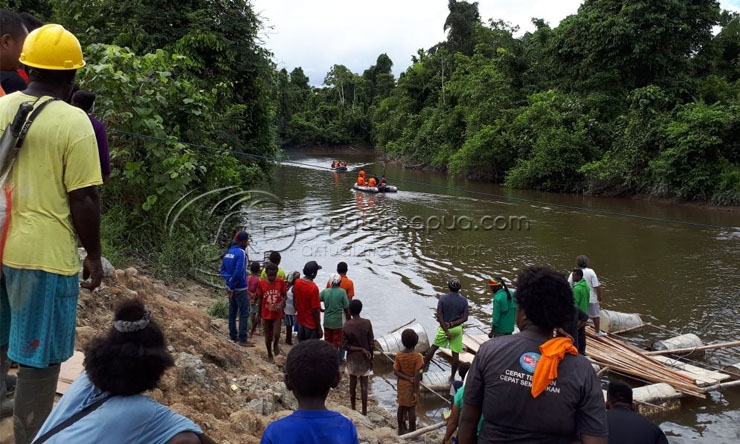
left=252, top=0, right=740, bottom=86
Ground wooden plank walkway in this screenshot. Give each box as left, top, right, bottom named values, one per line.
left=651, top=355, right=731, bottom=387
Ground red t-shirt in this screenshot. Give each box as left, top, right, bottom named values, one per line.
left=293, top=278, right=320, bottom=329
left=258, top=278, right=287, bottom=320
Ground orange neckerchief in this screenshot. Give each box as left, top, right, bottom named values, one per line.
left=531, top=336, right=578, bottom=398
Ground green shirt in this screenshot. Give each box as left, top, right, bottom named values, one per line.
left=572, top=279, right=590, bottom=313
left=454, top=387, right=483, bottom=435
left=492, top=288, right=516, bottom=335
left=320, top=287, right=349, bottom=329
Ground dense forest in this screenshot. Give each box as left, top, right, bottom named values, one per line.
left=5, top=0, right=740, bottom=275
left=276, top=0, right=740, bottom=205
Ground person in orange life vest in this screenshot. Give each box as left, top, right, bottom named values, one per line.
left=357, top=175, right=366, bottom=186
left=368, top=177, right=377, bottom=187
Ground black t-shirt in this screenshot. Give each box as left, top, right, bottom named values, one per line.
left=607, top=407, right=668, bottom=444
left=0, top=71, right=27, bottom=94
left=437, top=291, right=468, bottom=323
left=464, top=329, right=608, bottom=443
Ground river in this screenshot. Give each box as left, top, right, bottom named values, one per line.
left=245, top=149, right=740, bottom=443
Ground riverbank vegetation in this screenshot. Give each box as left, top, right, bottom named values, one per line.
left=12, top=0, right=276, bottom=275
left=275, top=0, right=740, bottom=205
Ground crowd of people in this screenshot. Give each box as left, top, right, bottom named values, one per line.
left=218, top=234, right=668, bottom=444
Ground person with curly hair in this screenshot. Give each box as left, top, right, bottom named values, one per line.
left=458, top=266, right=608, bottom=444
left=34, top=299, right=215, bottom=444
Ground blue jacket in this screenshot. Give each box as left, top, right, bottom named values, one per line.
left=220, top=245, right=248, bottom=291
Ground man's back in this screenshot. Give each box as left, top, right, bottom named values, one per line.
left=0, top=92, right=101, bottom=275
left=438, top=292, right=468, bottom=323
left=607, top=407, right=668, bottom=444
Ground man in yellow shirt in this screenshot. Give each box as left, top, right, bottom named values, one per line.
left=0, top=24, right=103, bottom=442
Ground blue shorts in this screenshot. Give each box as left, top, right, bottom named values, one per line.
left=0, top=266, right=79, bottom=367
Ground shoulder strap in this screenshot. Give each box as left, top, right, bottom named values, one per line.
left=15, top=98, right=56, bottom=149
left=32, top=394, right=112, bottom=444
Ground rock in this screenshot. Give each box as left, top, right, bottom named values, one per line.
left=175, top=352, right=208, bottom=387
left=101, top=257, right=115, bottom=278
left=272, top=382, right=298, bottom=411
left=77, top=248, right=115, bottom=278
left=246, top=397, right=275, bottom=416
left=124, top=267, right=138, bottom=277
left=166, top=291, right=181, bottom=302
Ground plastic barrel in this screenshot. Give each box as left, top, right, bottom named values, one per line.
left=651, top=333, right=704, bottom=356
left=632, top=383, right=681, bottom=403
left=723, top=363, right=740, bottom=379
left=599, top=310, right=643, bottom=333
left=374, top=321, right=430, bottom=354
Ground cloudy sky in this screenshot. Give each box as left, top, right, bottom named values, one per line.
left=251, top=0, right=740, bottom=86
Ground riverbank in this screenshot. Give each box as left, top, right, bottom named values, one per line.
left=0, top=265, right=444, bottom=444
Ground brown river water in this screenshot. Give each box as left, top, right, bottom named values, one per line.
left=244, top=150, right=740, bottom=443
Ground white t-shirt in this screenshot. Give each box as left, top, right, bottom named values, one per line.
left=568, top=267, right=601, bottom=303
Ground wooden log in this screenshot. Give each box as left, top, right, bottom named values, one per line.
left=644, top=340, right=740, bottom=356
left=399, top=421, right=446, bottom=440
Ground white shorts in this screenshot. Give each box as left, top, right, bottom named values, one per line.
left=588, top=302, right=601, bottom=318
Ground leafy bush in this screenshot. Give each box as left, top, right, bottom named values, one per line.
left=207, top=300, right=229, bottom=319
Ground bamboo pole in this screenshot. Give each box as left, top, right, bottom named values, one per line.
left=645, top=340, right=740, bottom=356
left=702, top=379, right=740, bottom=391
left=399, top=421, right=446, bottom=440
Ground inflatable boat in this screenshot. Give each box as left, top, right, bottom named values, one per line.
left=353, top=184, right=398, bottom=193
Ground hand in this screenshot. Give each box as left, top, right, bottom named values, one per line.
left=317, top=327, right=323, bottom=338
left=555, top=327, right=574, bottom=342
left=227, top=290, right=234, bottom=299
left=81, top=255, right=103, bottom=290
left=488, top=330, right=494, bottom=339
left=363, top=349, right=372, bottom=360
left=445, top=330, right=452, bottom=340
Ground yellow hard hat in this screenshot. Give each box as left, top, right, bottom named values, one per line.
left=19, top=24, right=85, bottom=70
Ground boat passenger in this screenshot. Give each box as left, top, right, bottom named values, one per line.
left=357, top=176, right=366, bottom=186
left=380, top=175, right=387, bottom=185
left=368, top=177, right=377, bottom=187
left=341, top=161, right=347, bottom=167
left=358, top=169, right=366, bottom=178
left=458, top=266, right=608, bottom=444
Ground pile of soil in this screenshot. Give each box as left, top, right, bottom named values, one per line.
left=72, top=266, right=445, bottom=443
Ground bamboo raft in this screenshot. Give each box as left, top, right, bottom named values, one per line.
left=584, top=327, right=707, bottom=398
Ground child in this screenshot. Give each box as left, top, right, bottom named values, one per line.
left=393, top=328, right=424, bottom=435
left=283, top=271, right=301, bottom=345
left=258, top=262, right=287, bottom=362
left=247, top=261, right=261, bottom=338
left=342, top=299, right=374, bottom=415
left=260, top=341, right=359, bottom=444
left=260, top=251, right=286, bottom=280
